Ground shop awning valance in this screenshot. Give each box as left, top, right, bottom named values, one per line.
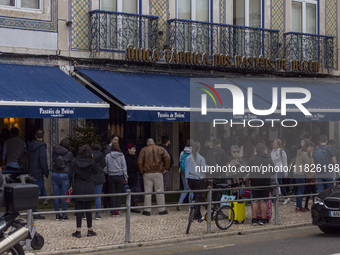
left=0, top=64, right=109, bottom=119
left=76, top=68, right=340, bottom=122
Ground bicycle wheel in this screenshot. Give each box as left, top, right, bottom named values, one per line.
left=3, top=243, right=25, bottom=255
left=216, top=205, right=234, bottom=230
left=186, top=206, right=196, bottom=234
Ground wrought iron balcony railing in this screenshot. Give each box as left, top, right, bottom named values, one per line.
left=89, top=10, right=159, bottom=52
left=284, top=32, right=335, bottom=69
left=167, top=19, right=279, bottom=59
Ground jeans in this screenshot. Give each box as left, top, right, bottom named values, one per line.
left=51, top=173, right=69, bottom=216
left=163, top=171, right=170, bottom=191
left=94, top=184, right=103, bottom=216
left=178, top=174, right=194, bottom=204
left=277, top=172, right=287, bottom=196
left=317, top=178, right=333, bottom=193
left=294, top=175, right=305, bottom=209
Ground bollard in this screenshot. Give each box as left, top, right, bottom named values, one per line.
left=275, top=182, right=279, bottom=225
left=26, top=209, right=32, bottom=252
left=125, top=189, right=131, bottom=243
left=207, top=186, right=212, bottom=233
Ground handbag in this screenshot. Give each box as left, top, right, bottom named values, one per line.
left=65, top=188, right=72, bottom=203
left=220, top=191, right=236, bottom=207
left=239, top=188, right=251, bottom=198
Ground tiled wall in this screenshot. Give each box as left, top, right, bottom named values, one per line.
left=71, top=0, right=89, bottom=50
left=0, top=56, right=58, bottom=66
left=326, top=0, right=337, bottom=69
left=151, top=0, right=167, bottom=49
left=271, top=0, right=285, bottom=58
left=0, top=0, right=57, bottom=32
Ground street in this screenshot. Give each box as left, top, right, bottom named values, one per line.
left=72, top=225, right=340, bottom=255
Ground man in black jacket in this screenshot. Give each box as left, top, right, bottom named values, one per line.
left=28, top=129, right=49, bottom=219
left=160, top=135, right=174, bottom=191
left=248, top=143, right=274, bottom=226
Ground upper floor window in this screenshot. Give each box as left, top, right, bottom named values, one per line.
left=101, top=0, right=138, bottom=14
left=177, top=0, right=209, bottom=22
left=292, top=0, right=317, bottom=34
left=233, top=0, right=261, bottom=27
left=0, top=0, right=40, bottom=10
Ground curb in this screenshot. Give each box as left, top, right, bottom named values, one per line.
left=33, top=221, right=312, bottom=255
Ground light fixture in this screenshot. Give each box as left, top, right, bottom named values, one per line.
left=3, top=118, right=9, bottom=125
left=9, top=118, right=15, bottom=124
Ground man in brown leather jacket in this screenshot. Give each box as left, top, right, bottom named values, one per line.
left=138, top=138, right=170, bottom=216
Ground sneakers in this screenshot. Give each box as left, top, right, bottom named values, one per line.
left=159, top=210, right=168, bottom=215
left=252, top=218, right=258, bottom=226
left=116, top=212, right=120, bottom=217
left=110, top=211, right=120, bottom=217
left=282, top=198, right=291, bottom=205
left=43, top=199, right=49, bottom=206
left=56, top=214, right=62, bottom=221
left=95, top=215, right=101, bottom=220
left=258, top=219, right=266, bottom=226
left=87, top=230, right=97, bottom=237
left=33, top=214, right=45, bottom=220
left=62, top=215, right=69, bottom=222
left=72, top=231, right=81, bottom=238
left=142, top=211, right=151, bottom=216
left=295, top=207, right=307, bottom=212
left=83, top=215, right=87, bottom=220
left=131, top=209, right=141, bottom=213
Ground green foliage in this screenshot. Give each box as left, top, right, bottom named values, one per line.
left=67, top=120, right=104, bottom=154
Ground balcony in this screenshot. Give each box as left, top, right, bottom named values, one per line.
left=167, top=19, right=279, bottom=59
left=284, top=32, right=335, bottom=69
left=89, top=10, right=159, bottom=52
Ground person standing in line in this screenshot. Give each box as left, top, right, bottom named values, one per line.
left=159, top=135, right=174, bottom=191
left=313, top=135, right=337, bottom=192
left=2, top=127, right=25, bottom=182
left=125, top=143, right=142, bottom=213
left=248, top=144, right=274, bottom=226
left=185, top=142, right=206, bottom=221
left=27, top=129, right=49, bottom=220
left=304, top=142, right=316, bottom=211
left=271, top=139, right=290, bottom=205
left=294, top=140, right=313, bottom=212
left=103, top=134, right=120, bottom=210
left=138, top=138, right=170, bottom=216
left=105, top=143, right=128, bottom=217
left=70, top=145, right=97, bottom=238
left=51, top=138, right=73, bottom=221
left=176, top=140, right=194, bottom=211
left=91, top=144, right=106, bottom=220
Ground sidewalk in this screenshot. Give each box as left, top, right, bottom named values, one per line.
left=31, top=200, right=312, bottom=255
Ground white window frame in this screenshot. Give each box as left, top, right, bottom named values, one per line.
left=176, top=0, right=210, bottom=22
left=100, top=0, right=140, bottom=50
left=231, top=0, right=262, bottom=28
left=176, top=0, right=211, bottom=52
left=291, top=0, right=318, bottom=34
left=0, top=0, right=42, bottom=11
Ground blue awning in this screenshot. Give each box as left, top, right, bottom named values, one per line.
left=0, top=64, right=109, bottom=119
left=76, top=68, right=340, bottom=122
left=77, top=69, right=190, bottom=121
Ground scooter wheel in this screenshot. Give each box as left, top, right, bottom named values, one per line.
left=31, top=232, right=44, bottom=250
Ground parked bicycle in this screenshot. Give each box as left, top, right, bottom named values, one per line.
left=186, top=179, right=235, bottom=234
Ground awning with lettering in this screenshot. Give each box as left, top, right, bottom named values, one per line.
left=0, top=64, right=109, bottom=119
left=76, top=68, right=340, bottom=122
left=76, top=69, right=190, bottom=122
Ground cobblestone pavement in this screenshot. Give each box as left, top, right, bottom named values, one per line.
left=30, top=200, right=312, bottom=254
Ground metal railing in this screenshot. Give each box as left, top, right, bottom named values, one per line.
left=29, top=180, right=338, bottom=244
left=167, top=19, right=280, bottom=58
left=89, top=10, right=159, bottom=52
left=283, top=32, right=335, bottom=69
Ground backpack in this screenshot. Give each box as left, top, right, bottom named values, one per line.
left=313, top=145, right=330, bottom=167
left=180, top=151, right=190, bottom=174
left=53, top=155, right=66, bottom=170
left=18, top=148, right=29, bottom=173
